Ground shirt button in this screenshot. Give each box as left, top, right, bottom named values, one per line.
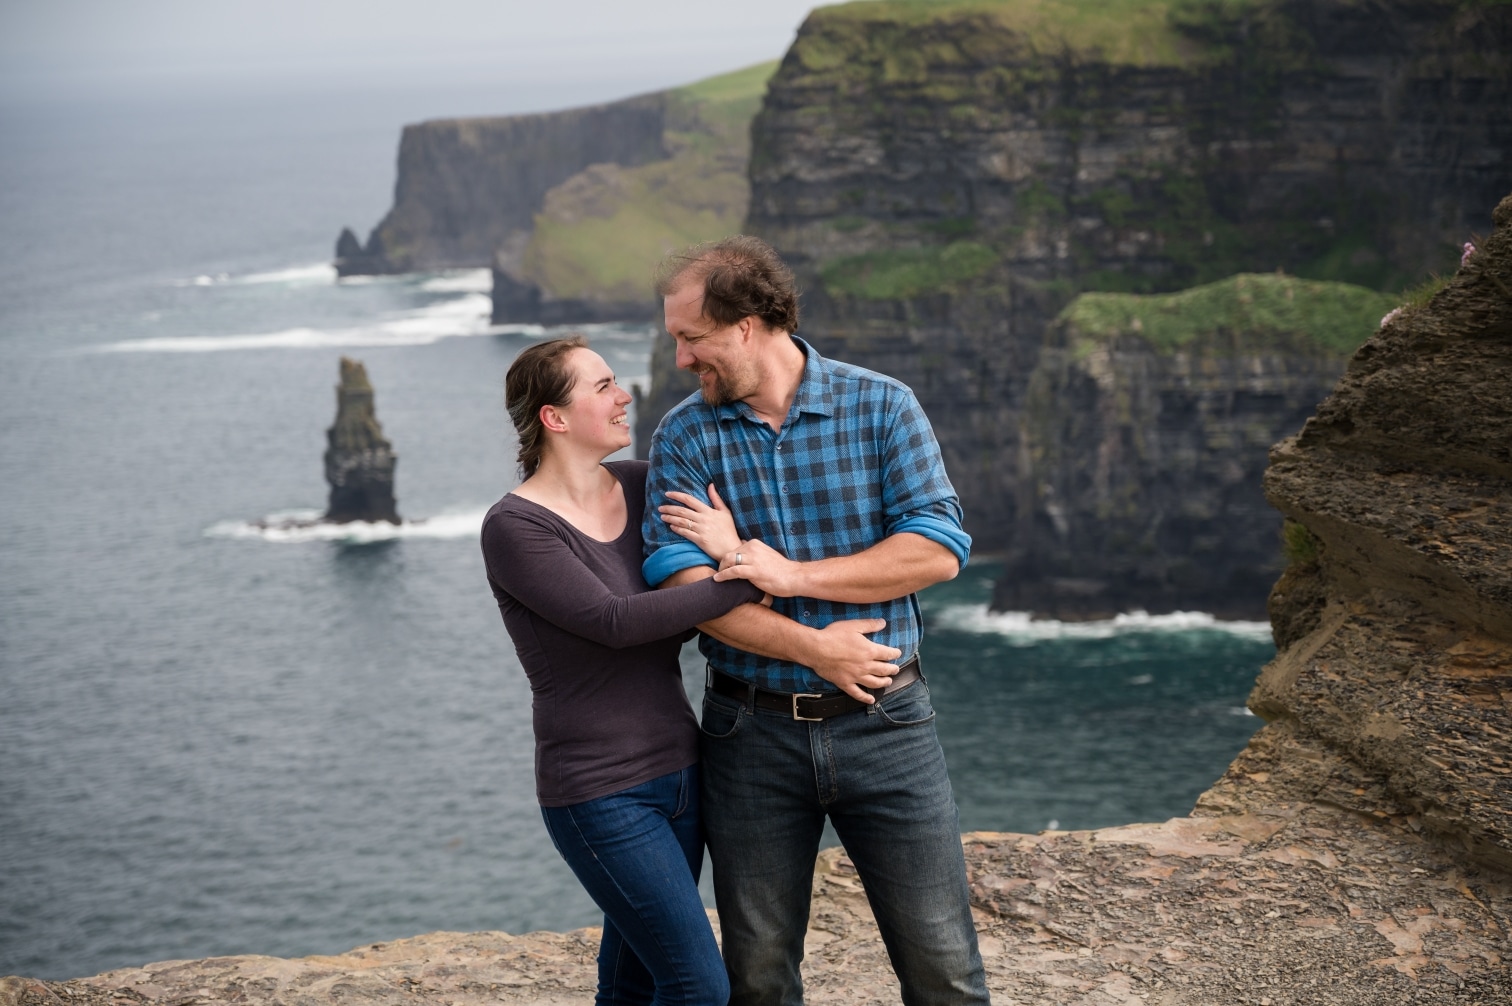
left=781, top=485, right=788, bottom=493
left=803, top=610, right=812, bottom=618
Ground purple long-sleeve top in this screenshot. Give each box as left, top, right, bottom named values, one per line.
left=481, top=460, right=761, bottom=806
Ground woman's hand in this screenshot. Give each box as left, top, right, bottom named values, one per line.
left=712, top=538, right=806, bottom=598
left=659, top=483, right=742, bottom=561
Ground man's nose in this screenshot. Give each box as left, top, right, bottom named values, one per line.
left=674, top=341, right=695, bottom=370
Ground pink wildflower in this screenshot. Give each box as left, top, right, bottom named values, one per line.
left=1462, top=241, right=1476, bottom=267
left=1380, top=307, right=1403, bottom=329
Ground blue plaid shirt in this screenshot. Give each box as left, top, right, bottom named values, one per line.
left=642, top=336, right=970, bottom=694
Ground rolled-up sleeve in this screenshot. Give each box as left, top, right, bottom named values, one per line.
left=641, top=408, right=721, bottom=587
left=880, top=387, right=971, bottom=568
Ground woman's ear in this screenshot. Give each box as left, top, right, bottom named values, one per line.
left=539, top=403, right=569, bottom=434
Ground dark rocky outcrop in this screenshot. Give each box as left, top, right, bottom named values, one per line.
left=1199, top=191, right=1512, bottom=874
left=993, top=273, right=1398, bottom=619
left=323, top=358, right=399, bottom=525
left=637, top=0, right=1511, bottom=614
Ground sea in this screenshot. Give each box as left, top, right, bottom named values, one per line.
left=0, top=84, right=1273, bottom=980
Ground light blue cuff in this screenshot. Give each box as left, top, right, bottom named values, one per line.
left=642, top=541, right=718, bottom=587
left=894, top=516, right=972, bottom=569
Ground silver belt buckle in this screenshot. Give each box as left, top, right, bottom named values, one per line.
left=791, top=692, right=824, bottom=721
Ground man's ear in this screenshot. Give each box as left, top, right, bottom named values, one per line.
left=539, top=403, right=569, bottom=434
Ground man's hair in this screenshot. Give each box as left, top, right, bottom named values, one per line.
left=503, top=335, right=586, bottom=479
left=654, top=235, right=800, bottom=334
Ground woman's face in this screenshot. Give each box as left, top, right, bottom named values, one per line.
left=555, top=348, right=633, bottom=456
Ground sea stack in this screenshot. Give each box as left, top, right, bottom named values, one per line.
left=323, top=357, right=400, bottom=524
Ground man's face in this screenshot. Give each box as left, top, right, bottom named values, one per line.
left=663, top=281, right=760, bottom=406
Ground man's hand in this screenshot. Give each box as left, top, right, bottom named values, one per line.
left=712, top=538, right=803, bottom=596
left=806, top=618, right=901, bottom=702
left=712, top=531, right=957, bottom=604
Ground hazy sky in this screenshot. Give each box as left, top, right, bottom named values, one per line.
left=0, top=0, right=829, bottom=111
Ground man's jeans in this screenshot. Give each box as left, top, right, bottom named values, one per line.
left=541, top=765, right=729, bottom=1006
left=700, top=678, right=990, bottom=1006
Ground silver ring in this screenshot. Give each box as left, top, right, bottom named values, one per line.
left=736, top=552, right=744, bottom=565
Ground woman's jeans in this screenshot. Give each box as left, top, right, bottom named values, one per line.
left=699, top=679, right=990, bottom=1006
left=541, top=765, right=729, bottom=1006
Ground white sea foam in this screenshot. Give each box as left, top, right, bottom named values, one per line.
left=95, top=294, right=538, bottom=353
left=418, top=269, right=492, bottom=293
left=174, top=263, right=336, bottom=287
left=930, top=603, right=1273, bottom=643
left=204, top=506, right=489, bottom=544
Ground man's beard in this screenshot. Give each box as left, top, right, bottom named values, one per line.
left=697, top=363, right=757, bottom=406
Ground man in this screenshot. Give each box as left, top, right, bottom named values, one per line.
left=641, top=235, right=990, bottom=1005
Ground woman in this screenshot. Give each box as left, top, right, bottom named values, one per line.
left=480, top=336, right=757, bottom=1006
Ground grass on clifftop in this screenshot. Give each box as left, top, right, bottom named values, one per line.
left=799, top=0, right=1248, bottom=69
left=820, top=241, right=999, bottom=299
left=1059, top=273, right=1402, bottom=356
left=521, top=62, right=776, bottom=301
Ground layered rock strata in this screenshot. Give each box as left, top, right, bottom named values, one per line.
left=1202, top=192, right=1512, bottom=874
left=323, top=358, right=400, bottom=525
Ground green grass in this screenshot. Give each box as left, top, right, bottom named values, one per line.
left=798, top=0, right=1246, bottom=70
left=519, top=63, right=777, bottom=301
left=1058, top=272, right=1401, bottom=356
left=819, top=241, right=999, bottom=299
left=674, top=61, right=779, bottom=106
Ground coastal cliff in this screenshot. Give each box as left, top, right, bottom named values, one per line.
left=637, top=0, right=1512, bottom=619
left=994, top=273, right=1398, bottom=620
left=336, top=64, right=772, bottom=325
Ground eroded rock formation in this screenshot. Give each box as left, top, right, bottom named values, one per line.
left=323, top=358, right=399, bottom=525
left=1198, top=193, right=1512, bottom=876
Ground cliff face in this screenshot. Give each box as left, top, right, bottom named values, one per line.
left=337, top=64, right=772, bottom=325
left=995, top=273, right=1398, bottom=619
left=1198, top=193, right=1512, bottom=873
left=323, top=358, right=399, bottom=525
left=335, top=97, right=668, bottom=276
left=640, top=0, right=1512, bottom=584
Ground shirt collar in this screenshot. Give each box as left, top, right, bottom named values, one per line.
left=715, top=335, right=836, bottom=426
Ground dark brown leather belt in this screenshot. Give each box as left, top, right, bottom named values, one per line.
left=709, top=656, right=920, bottom=721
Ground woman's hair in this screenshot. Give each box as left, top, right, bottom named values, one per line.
left=654, top=234, right=800, bottom=334
left=504, top=336, right=587, bottom=479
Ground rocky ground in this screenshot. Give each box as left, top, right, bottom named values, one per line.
left=6, top=799, right=1506, bottom=1006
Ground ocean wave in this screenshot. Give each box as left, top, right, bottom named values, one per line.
left=94, top=294, right=542, bottom=353
left=173, top=263, right=336, bottom=287
left=204, top=507, right=488, bottom=543
left=930, top=603, right=1273, bottom=642
left=417, top=269, right=492, bottom=293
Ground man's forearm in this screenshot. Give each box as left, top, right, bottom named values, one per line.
left=661, top=566, right=818, bottom=661
left=796, top=532, right=958, bottom=602
left=721, top=532, right=958, bottom=603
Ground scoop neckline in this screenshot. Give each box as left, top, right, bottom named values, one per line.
left=506, top=462, right=635, bottom=545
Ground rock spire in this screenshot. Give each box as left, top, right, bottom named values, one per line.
left=323, top=358, right=400, bottom=524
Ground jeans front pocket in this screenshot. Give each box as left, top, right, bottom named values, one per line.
left=699, top=691, right=745, bottom=739
left=875, top=681, right=937, bottom=727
